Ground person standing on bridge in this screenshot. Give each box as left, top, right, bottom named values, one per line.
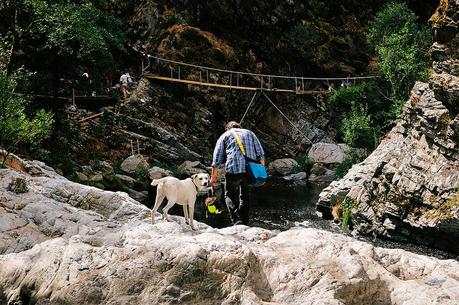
left=211, top=121, right=265, bottom=226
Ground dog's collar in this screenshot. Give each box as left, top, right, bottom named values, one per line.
left=191, top=179, right=199, bottom=192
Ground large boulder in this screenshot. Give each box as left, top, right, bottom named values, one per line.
left=309, top=163, right=336, bottom=182
left=148, top=166, right=172, bottom=180
left=268, top=158, right=299, bottom=176
left=0, top=160, right=458, bottom=304
left=120, top=154, right=150, bottom=174
left=308, top=143, right=348, bottom=164
left=178, top=160, right=207, bottom=176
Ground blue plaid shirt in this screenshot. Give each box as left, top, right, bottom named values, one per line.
left=212, top=128, right=265, bottom=174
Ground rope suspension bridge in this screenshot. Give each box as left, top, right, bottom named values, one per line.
left=140, top=55, right=377, bottom=144
left=80, top=54, right=378, bottom=145
left=141, top=55, right=377, bottom=95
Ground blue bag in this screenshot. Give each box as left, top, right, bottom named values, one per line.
left=232, top=130, right=267, bottom=187
left=245, top=158, right=268, bottom=187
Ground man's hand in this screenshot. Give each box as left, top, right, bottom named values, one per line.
left=260, top=159, right=266, bottom=166
left=210, top=166, right=218, bottom=186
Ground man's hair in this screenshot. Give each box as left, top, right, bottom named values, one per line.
left=225, top=121, right=241, bottom=130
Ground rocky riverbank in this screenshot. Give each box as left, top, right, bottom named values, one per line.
left=316, top=0, right=459, bottom=255
left=1, top=154, right=459, bottom=304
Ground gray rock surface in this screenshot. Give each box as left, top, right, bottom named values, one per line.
left=178, top=160, right=207, bottom=176
left=115, top=174, right=137, bottom=188
left=308, top=143, right=347, bottom=164
left=1, top=161, right=459, bottom=305
left=148, top=166, right=172, bottom=180
left=268, top=158, right=299, bottom=176
left=120, top=154, right=150, bottom=174
left=282, top=171, right=307, bottom=182
left=309, top=164, right=336, bottom=182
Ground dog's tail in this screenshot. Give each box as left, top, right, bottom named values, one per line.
left=151, top=177, right=169, bottom=186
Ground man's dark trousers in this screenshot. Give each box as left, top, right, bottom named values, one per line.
left=225, top=173, right=250, bottom=225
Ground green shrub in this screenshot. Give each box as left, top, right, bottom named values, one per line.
left=296, top=154, right=314, bottom=173
left=329, top=82, right=384, bottom=119
left=368, top=2, right=431, bottom=114
left=340, top=196, right=354, bottom=231
left=0, top=73, right=54, bottom=162
left=44, top=152, right=78, bottom=176
left=112, top=159, right=123, bottom=174
left=341, top=104, right=375, bottom=150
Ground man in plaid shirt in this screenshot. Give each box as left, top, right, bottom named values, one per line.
left=211, top=121, right=265, bottom=225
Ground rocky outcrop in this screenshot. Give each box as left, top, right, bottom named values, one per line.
left=1, top=161, right=459, bottom=305
left=317, top=0, right=459, bottom=254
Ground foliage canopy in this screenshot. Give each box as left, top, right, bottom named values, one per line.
left=0, top=72, right=54, bottom=156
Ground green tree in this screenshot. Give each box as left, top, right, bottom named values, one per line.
left=0, top=16, right=53, bottom=162
left=368, top=2, right=431, bottom=114
left=0, top=72, right=54, bottom=163
left=329, top=81, right=385, bottom=120
left=1, top=0, right=126, bottom=95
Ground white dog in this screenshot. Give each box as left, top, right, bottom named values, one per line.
left=151, top=173, right=209, bottom=230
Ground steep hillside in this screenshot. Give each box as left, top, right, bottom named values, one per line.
left=51, top=0, right=438, bottom=166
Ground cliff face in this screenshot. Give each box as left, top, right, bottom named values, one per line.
left=46, top=0, right=442, bottom=169
left=67, top=0, right=436, bottom=165
left=317, top=0, right=459, bottom=254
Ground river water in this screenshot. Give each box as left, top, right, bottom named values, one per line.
left=169, top=180, right=456, bottom=260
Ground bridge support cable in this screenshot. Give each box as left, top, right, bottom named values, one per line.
left=239, top=91, right=259, bottom=125
left=261, top=91, right=313, bottom=145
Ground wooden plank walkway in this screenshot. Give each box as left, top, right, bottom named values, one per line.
left=143, top=74, right=328, bottom=95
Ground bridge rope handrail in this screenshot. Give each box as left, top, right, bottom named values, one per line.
left=144, top=55, right=377, bottom=82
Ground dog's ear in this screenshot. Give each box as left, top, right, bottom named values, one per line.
left=191, top=174, right=197, bottom=179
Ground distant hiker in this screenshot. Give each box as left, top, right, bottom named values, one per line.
left=211, top=121, right=265, bottom=226
left=80, top=72, right=91, bottom=95
left=119, top=72, right=133, bottom=99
